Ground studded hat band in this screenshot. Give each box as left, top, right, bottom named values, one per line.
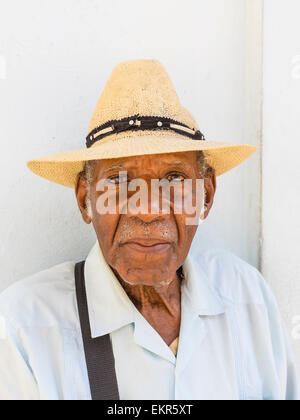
left=86, top=115, right=205, bottom=148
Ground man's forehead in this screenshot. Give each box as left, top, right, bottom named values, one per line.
left=95, top=151, right=197, bottom=172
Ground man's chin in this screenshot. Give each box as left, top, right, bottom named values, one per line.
left=110, top=246, right=178, bottom=286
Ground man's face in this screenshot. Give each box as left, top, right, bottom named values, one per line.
left=76, top=151, right=216, bottom=287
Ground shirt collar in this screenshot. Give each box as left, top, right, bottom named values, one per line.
left=84, top=241, right=136, bottom=338
left=181, top=252, right=226, bottom=316
left=84, top=241, right=226, bottom=339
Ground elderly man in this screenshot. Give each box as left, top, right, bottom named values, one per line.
left=0, top=59, right=299, bottom=400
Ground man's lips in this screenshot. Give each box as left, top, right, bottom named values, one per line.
left=121, top=239, right=171, bottom=254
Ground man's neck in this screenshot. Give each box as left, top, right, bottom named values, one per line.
left=113, top=270, right=182, bottom=346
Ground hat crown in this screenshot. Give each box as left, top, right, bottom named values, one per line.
left=88, top=59, right=199, bottom=133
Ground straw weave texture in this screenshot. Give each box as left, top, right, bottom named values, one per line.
left=27, top=59, right=256, bottom=188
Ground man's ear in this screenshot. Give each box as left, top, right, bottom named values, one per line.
left=203, top=169, right=216, bottom=219
left=75, top=173, right=92, bottom=224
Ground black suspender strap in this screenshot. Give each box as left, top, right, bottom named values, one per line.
left=74, top=261, right=120, bottom=400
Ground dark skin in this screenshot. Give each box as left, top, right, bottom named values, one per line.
left=75, top=151, right=216, bottom=346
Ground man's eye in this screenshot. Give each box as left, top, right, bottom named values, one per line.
left=165, top=173, right=186, bottom=182
left=107, top=175, right=128, bottom=184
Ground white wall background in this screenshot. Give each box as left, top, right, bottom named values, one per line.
left=262, top=0, right=300, bottom=372
left=0, top=0, right=260, bottom=289
left=0, top=0, right=298, bottom=368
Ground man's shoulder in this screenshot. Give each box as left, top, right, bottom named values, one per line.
left=0, top=261, right=77, bottom=328
left=192, top=247, right=274, bottom=307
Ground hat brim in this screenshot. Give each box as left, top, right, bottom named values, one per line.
left=27, top=131, right=257, bottom=188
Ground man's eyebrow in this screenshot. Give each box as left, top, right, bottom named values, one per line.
left=103, top=164, right=125, bottom=173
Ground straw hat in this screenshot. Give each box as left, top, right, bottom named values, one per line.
left=27, top=59, right=256, bottom=188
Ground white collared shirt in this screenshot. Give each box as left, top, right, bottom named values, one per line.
left=0, top=242, right=299, bottom=400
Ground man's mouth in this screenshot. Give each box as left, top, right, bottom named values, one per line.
left=121, top=238, right=171, bottom=254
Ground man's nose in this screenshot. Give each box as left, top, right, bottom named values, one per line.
left=126, top=181, right=171, bottom=223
